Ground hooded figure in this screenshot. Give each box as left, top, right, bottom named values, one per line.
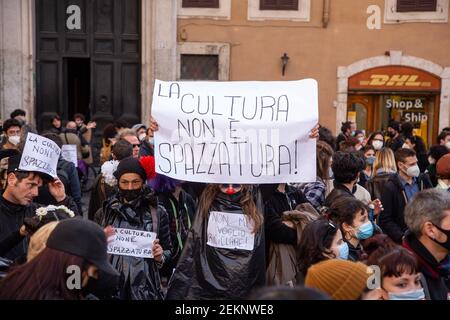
left=166, top=184, right=265, bottom=300
left=100, top=157, right=172, bottom=300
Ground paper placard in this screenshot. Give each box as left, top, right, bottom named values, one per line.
left=61, top=145, right=78, bottom=167
left=207, top=211, right=255, bottom=251
left=151, top=79, right=318, bottom=183
left=107, top=228, right=157, bottom=258
left=19, top=133, right=61, bottom=178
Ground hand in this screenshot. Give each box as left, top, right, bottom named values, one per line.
left=150, top=117, right=159, bottom=133
left=19, top=225, right=28, bottom=237
left=371, top=199, right=383, bottom=216
left=87, top=121, right=97, bottom=129
left=309, top=124, right=320, bottom=139
left=49, top=179, right=66, bottom=203
left=282, top=220, right=295, bottom=229
left=103, top=226, right=115, bottom=242
left=152, top=239, right=164, bottom=262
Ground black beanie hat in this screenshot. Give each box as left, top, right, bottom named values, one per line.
left=113, top=156, right=147, bottom=182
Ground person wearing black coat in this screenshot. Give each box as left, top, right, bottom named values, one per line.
left=379, top=149, right=432, bottom=243
left=0, top=155, right=79, bottom=261
left=263, top=183, right=309, bottom=249
left=99, top=157, right=172, bottom=300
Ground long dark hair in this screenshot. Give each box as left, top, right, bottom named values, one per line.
left=0, top=248, right=86, bottom=300
left=198, top=184, right=262, bottom=233
left=297, top=218, right=338, bottom=276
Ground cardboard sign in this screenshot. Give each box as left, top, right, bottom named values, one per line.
left=207, top=211, right=255, bottom=251
left=61, top=145, right=78, bottom=167
left=19, top=133, right=61, bottom=178
left=107, top=228, right=157, bottom=259
left=151, top=79, right=318, bottom=183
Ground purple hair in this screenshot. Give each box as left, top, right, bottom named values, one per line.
left=148, top=174, right=181, bottom=193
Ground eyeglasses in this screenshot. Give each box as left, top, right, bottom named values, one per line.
left=132, top=144, right=141, bottom=148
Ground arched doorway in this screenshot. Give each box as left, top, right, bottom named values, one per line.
left=337, top=51, right=450, bottom=145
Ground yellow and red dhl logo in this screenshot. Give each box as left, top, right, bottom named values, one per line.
left=359, top=75, right=431, bottom=87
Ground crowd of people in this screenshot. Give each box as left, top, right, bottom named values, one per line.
left=0, top=110, right=449, bottom=301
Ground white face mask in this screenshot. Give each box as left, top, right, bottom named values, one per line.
left=148, top=137, right=154, bottom=145
left=372, top=140, right=383, bottom=151
left=357, top=137, right=364, bottom=143
left=428, top=156, right=436, bottom=165
left=8, top=135, right=20, bottom=146
left=402, top=143, right=411, bottom=149
left=138, top=133, right=146, bottom=142
left=445, top=142, right=450, bottom=150
left=406, top=164, right=420, bottom=178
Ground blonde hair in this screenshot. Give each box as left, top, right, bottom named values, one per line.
left=27, top=221, right=59, bottom=262
left=372, top=148, right=397, bottom=177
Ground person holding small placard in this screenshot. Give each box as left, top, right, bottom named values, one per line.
left=100, top=157, right=172, bottom=300
left=166, top=183, right=266, bottom=300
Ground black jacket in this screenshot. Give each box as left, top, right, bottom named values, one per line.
left=101, top=187, right=172, bottom=300
left=0, top=195, right=78, bottom=260
left=403, top=231, right=449, bottom=300
left=166, top=191, right=266, bottom=300
left=324, top=182, right=355, bottom=207
left=264, top=185, right=309, bottom=247
left=157, top=190, right=196, bottom=276
left=379, top=173, right=432, bottom=243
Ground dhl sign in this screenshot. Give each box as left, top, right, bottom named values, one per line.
left=348, top=66, right=441, bottom=92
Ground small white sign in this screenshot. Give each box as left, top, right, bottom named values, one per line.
left=61, top=145, right=78, bottom=167
left=19, top=133, right=61, bottom=178
left=107, top=228, right=157, bottom=259
left=207, top=211, right=255, bottom=251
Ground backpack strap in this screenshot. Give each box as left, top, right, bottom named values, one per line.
left=150, top=206, right=158, bottom=234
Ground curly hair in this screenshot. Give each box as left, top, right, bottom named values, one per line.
left=23, top=208, right=73, bottom=235
left=331, top=151, right=366, bottom=183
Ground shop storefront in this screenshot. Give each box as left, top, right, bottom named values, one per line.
left=347, top=66, right=441, bottom=146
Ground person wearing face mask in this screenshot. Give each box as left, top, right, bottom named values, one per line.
left=385, top=120, right=404, bottom=152
left=100, top=156, right=172, bottom=300
left=403, top=189, right=450, bottom=300
left=367, top=246, right=427, bottom=300
left=0, top=218, right=120, bottom=300
left=139, top=127, right=155, bottom=157
left=425, top=145, right=449, bottom=187
left=354, top=130, right=366, bottom=150
left=132, top=123, right=147, bottom=143
left=1, top=119, right=22, bottom=151
left=358, top=145, right=376, bottom=188
left=166, top=183, right=265, bottom=300
left=297, top=219, right=349, bottom=282
left=328, top=197, right=379, bottom=262
left=435, top=154, right=450, bottom=191
left=367, top=131, right=385, bottom=151
left=403, top=134, right=429, bottom=173
left=380, top=148, right=432, bottom=243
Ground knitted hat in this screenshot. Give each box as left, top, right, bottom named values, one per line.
left=305, top=259, right=370, bottom=300
left=113, top=156, right=147, bottom=182
left=436, top=153, right=450, bottom=179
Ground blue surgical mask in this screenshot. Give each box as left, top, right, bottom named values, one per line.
left=388, top=288, right=425, bottom=300
left=337, top=242, right=349, bottom=260
left=356, top=221, right=374, bottom=240
left=366, top=156, right=376, bottom=166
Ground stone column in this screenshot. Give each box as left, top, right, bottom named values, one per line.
left=0, top=0, right=34, bottom=123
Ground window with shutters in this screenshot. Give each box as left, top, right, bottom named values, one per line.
left=178, top=0, right=231, bottom=20
left=384, top=0, right=448, bottom=23
left=182, top=0, right=219, bottom=8
left=260, top=0, right=299, bottom=11
left=396, top=0, right=437, bottom=12
left=248, top=0, right=310, bottom=21
left=177, top=43, right=230, bottom=81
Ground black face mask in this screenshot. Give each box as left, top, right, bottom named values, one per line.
left=388, top=131, right=396, bottom=138
left=431, top=223, right=450, bottom=251
left=81, top=274, right=118, bottom=299
left=119, top=188, right=141, bottom=202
